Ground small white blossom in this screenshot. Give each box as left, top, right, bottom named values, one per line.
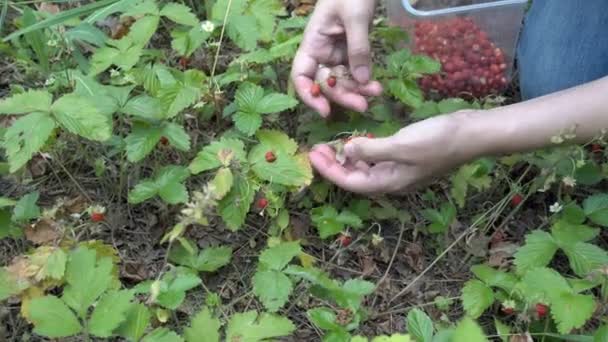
left=122, top=74, right=135, bottom=83
left=550, top=135, right=564, bottom=144
left=44, top=77, right=56, bottom=86
left=576, top=159, right=586, bottom=168
left=109, top=68, right=120, bottom=77
left=47, top=39, right=57, bottom=47
left=201, top=20, right=215, bottom=33
left=549, top=202, right=563, bottom=213
left=562, top=176, right=576, bottom=188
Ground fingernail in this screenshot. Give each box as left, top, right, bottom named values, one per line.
left=353, top=66, right=370, bottom=84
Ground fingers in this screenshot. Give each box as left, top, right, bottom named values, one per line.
left=343, top=13, right=372, bottom=83
left=309, top=145, right=408, bottom=194
left=291, top=51, right=332, bottom=117
left=344, top=136, right=400, bottom=164
left=314, top=66, right=383, bottom=113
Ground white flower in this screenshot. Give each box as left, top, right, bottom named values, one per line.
left=549, top=202, right=563, bottom=213
left=44, top=77, right=56, bottom=86
left=109, top=68, right=120, bottom=77
left=576, top=159, right=586, bottom=168
left=562, top=176, right=576, bottom=188
left=47, top=39, right=57, bottom=47
left=201, top=20, right=215, bottom=33
left=550, top=135, right=564, bottom=144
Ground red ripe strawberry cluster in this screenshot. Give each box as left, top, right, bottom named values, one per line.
left=413, top=17, right=508, bottom=99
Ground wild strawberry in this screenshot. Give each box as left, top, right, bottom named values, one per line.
left=501, top=307, right=514, bottom=315
left=327, top=76, right=337, bottom=88
left=337, top=233, right=352, bottom=247
left=511, top=193, right=523, bottom=207
left=257, top=198, right=268, bottom=209
left=591, top=143, right=603, bottom=153
left=91, top=212, right=105, bottom=222
left=366, top=133, right=375, bottom=139
left=501, top=300, right=516, bottom=315
left=160, top=136, right=169, bottom=145
left=535, top=303, right=548, bottom=318
left=310, top=83, right=321, bottom=97
left=178, top=56, right=189, bottom=69
left=265, top=151, right=276, bottom=163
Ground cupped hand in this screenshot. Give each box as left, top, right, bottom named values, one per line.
left=291, top=0, right=383, bottom=117
left=308, top=114, right=478, bottom=194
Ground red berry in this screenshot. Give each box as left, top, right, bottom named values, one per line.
left=160, top=136, right=169, bottom=145
left=178, top=56, right=189, bottom=69
left=310, top=83, right=321, bottom=97
left=366, top=133, right=375, bottom=139
left=511, top=194, right=523, bottom=207
left=337, top=234, right=352, bottom=247
left=591, top=143, right=603, bottom=153
left=91, top=212, right=105, bottom=222
left=265, top=151, right=276, bottom=163
left=257, top=198, right=268, bottom=209
left=501, top=307, right=514, bottom=315
left=327, top=76, right=337, bottom=88
left=535, top=303, right=548, bottom=318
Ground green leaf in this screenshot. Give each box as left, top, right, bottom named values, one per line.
left=0, top=90, right=52, bottom=114
left=583, top=194, right=608, bottom=227
left=184, top=307, right=221, bottom=342
left=209, top=167, right=233, bottom=200
left=470, top=264, right=518, bottom=292
left=29, top=296, right=81, bottom=338
left=388, top=79, right=423, bottom=108
left=142, top=328, right=185, bottom=342
left=162, top=122, right=191, bottom=151
left=514, top=230, right=558, bottom=275
left=89, top=290, right=134, bottom=337
left=256, top=93, right=298, bottom=114
left=127, top=15, right=160, bottom=46
left=421, top=202, right=456, bottom=234
left=253, top=270, right=293, bottom=312
left=12, top=192, right=40, bottom=222
left=0, top=267, right=28, bottom=300
left=249, top=142, right=312, bottom=187
left=171, top=26, right=210, bottom=57
left=520, top=267, right=571, bottom=301
left=595, top=326, right=608, bottom=342
left=259, top=241, right=301, bottom=271
left=194, top=246, right=232, bottom=272
left=371, top=334, right=412, bottom=342
left=575, top=162, right=603, bottom=186
left=62, top=246, right=113, bottom=317
left=337, top=210, right=363, bottom=229
left=308, top=307, right=343, bottom=331
left=129, top=165, right=190, bottom=204
left=407, top=308, right=434, bottom=342
left=125, top=123, right=162, bottom=162
left=561, top=242, right=608, bottom=277
left=128, top=180, right=159, bottom=204
left=551, top=292, right=596, bottom=334
left=225, top=14, right=259, bottom=51
left=44, top=248, right=67, bottom=280
left=551, top=220, right=599, bottom=246
left=450, top=162, right=492, bottom=208
left=116, top=303, right=151, bottom=342
left=311, top=205, right=349, bottom=239
left=494, top=319, right=510, bottom=342
left=461, top=280, right=494, bottom=318
left=160, top=3, right=199, bottom=26
left=226, top=311, right=296, bottom=342
left=218, top=175, right=256, bottom=231
left=158, top=82, right=200, bottom=118
left=3, top=112, right=56, bottom=173
left=452, top=317, right=488, bottom=342
left=65, top=22, right=108, bottom=46
left=0, top=198, right=16, bottom=208
left=234, top=110, right=263, bottom=136
left=561, top=203, right=586, bottom=224
left=189, top=138, right=246, bottom=174
left=51, top=93, right=112, bottom=141
left=156, top=267, right=201, bottom=310
left=123, top=95, right=164, bottom=121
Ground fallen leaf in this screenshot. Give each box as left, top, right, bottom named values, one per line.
left=467, top=232, right=491, bottom=258
left=37, top=3, right=60, bottom=14
left=509, top=333, right=533, bottom=342
left=361, top=256, right=377, bottom=276
left=20, top=286, right=44, bottom=323
left=488, top=241, right=518, bottom=268
left=404, top=242, right=424, bottom=273
left=24, top=218, right=60, bottom=244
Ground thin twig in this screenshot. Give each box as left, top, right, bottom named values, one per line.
left=209, top=0, right=233, bottom=89
left=370, top=221, right=406, bottom=308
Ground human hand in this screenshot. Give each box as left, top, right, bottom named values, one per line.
left=291, top=0, right=383, bottom=117
left=308, top=113, right=480, bottom=194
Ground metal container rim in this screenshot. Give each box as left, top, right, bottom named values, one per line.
left=401, top=0, right=528, bottom=17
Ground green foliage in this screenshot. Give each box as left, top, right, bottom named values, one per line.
left=450, top=159, right=493, bottom=208
left=407, top=309, right=434, bottom=342
left=129, top=165, right=190, bottom=204
left=169, top=239, right=232, bottom=272
left=225, top=310, right=296, bottom=342
left=583, top=193, right=608, bottom=227
left=152, top=266, right=201, bottom=310
left=311, top=205, right=363, bottom=239
left=420, top=202, right=456, bottom=234
left=461, top=280, right=494, bottom=318
left=184, top=307, right=221, bottom=342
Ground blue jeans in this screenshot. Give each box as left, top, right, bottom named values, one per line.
left=517, top=0, right=608, bottom=100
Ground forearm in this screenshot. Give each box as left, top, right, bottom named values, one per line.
left=460, top=76, right=608, bottom=158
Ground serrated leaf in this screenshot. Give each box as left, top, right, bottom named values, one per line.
left=127, top=15, right=159, bottom=46
left=259, top=241, right=301, bottom=271
left=407, top=308, right=434, bottom=342
left=123, top=95, right=164, bottom=121
left=142, top=328, right=184, bottom=342
left=226, top=15, right=259, bottom=51
left=256, top=129, right=298, bottom=155
left=583, top=194, right=608, bottom=227
left=160, top=3, right=198, bottom=26
left=158, top=182, right=189, bottom=204
left=494, top=319, right=510, bottom=342
left=12, top=192, right=40, bottom=222
left=461, top=280, right=494, bottom=318
left=0, top=267, right=27, bottom=300
left=256, top=93, right=298, bottom=114
left=562, top=242, right=608, bottom=277
left=162, top=122, right=191, bottom=151
left=311, top=205, right=344, bottom=239
left=44, top=248, right=67, bottom=280
left=158, top=83, right=200, bottom=118
left=595, top=326, right=608, bottom=342
left=0, top=197, right=16, bottom=208
left=452, top=317, right=488, bottom=342
left=209, top=167, right=233, bottom=200
left=234, top=110, right=263, bottom=136
left=308, top=307, right=342, bottom=331
left=514, top=230, right=558, bottom=275
left=62, top=247, right=113, bottom=317
left=253, top=270, right=292, bottom=312
left=551, top=292, right=596, bottom=334
left=129, top=165, right=190, bottom=204
left=551, top=220, right=599, bottom=246
left=0, top=90, right=52, bottom=114
left=125, top=123, right=162, bottom=162
left=3, top=112, right=56, bottom=173
left=29, top=295, right=82, bottom=338
left=388, top=79, right=423, bottom=108
left=156, top=267, right=201, bottom=310
left=226, top=311, right=296, bottom=342
left=249, top=144, right=312, bottom=187
left=52, top=94, right=112, bottom=141
left=189, top=138, right=246, bottom=174
left=89, top=290, right=134, bottom=337
left=218, top=176, right=256, bottom=231
left=66, top=22, right=108, bottom=46
left=128, top=180, right=159, bottom=204
left=116, top=303, right=151, bottom=342
left=195, top=246, right=232, bottom=272
left=184, top=307, right=220, bottom=342
left=371, top=334, right=412, bottom=342
left=520, top=267, right=571, bottom=302
left=471, top=264, right=518, bottom=292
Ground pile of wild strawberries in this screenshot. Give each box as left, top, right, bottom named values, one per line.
left=413, top=17, right=508, bottom=99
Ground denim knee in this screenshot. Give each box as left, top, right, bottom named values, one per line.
left=516, top=0, right=608, bottom=100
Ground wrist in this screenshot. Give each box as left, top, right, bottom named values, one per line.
left=449, top=109, right=509, bottom=160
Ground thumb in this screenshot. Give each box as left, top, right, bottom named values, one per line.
left=344, top=136, right=397, bottom=163
left=343, top=14, right=372, bottom=84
